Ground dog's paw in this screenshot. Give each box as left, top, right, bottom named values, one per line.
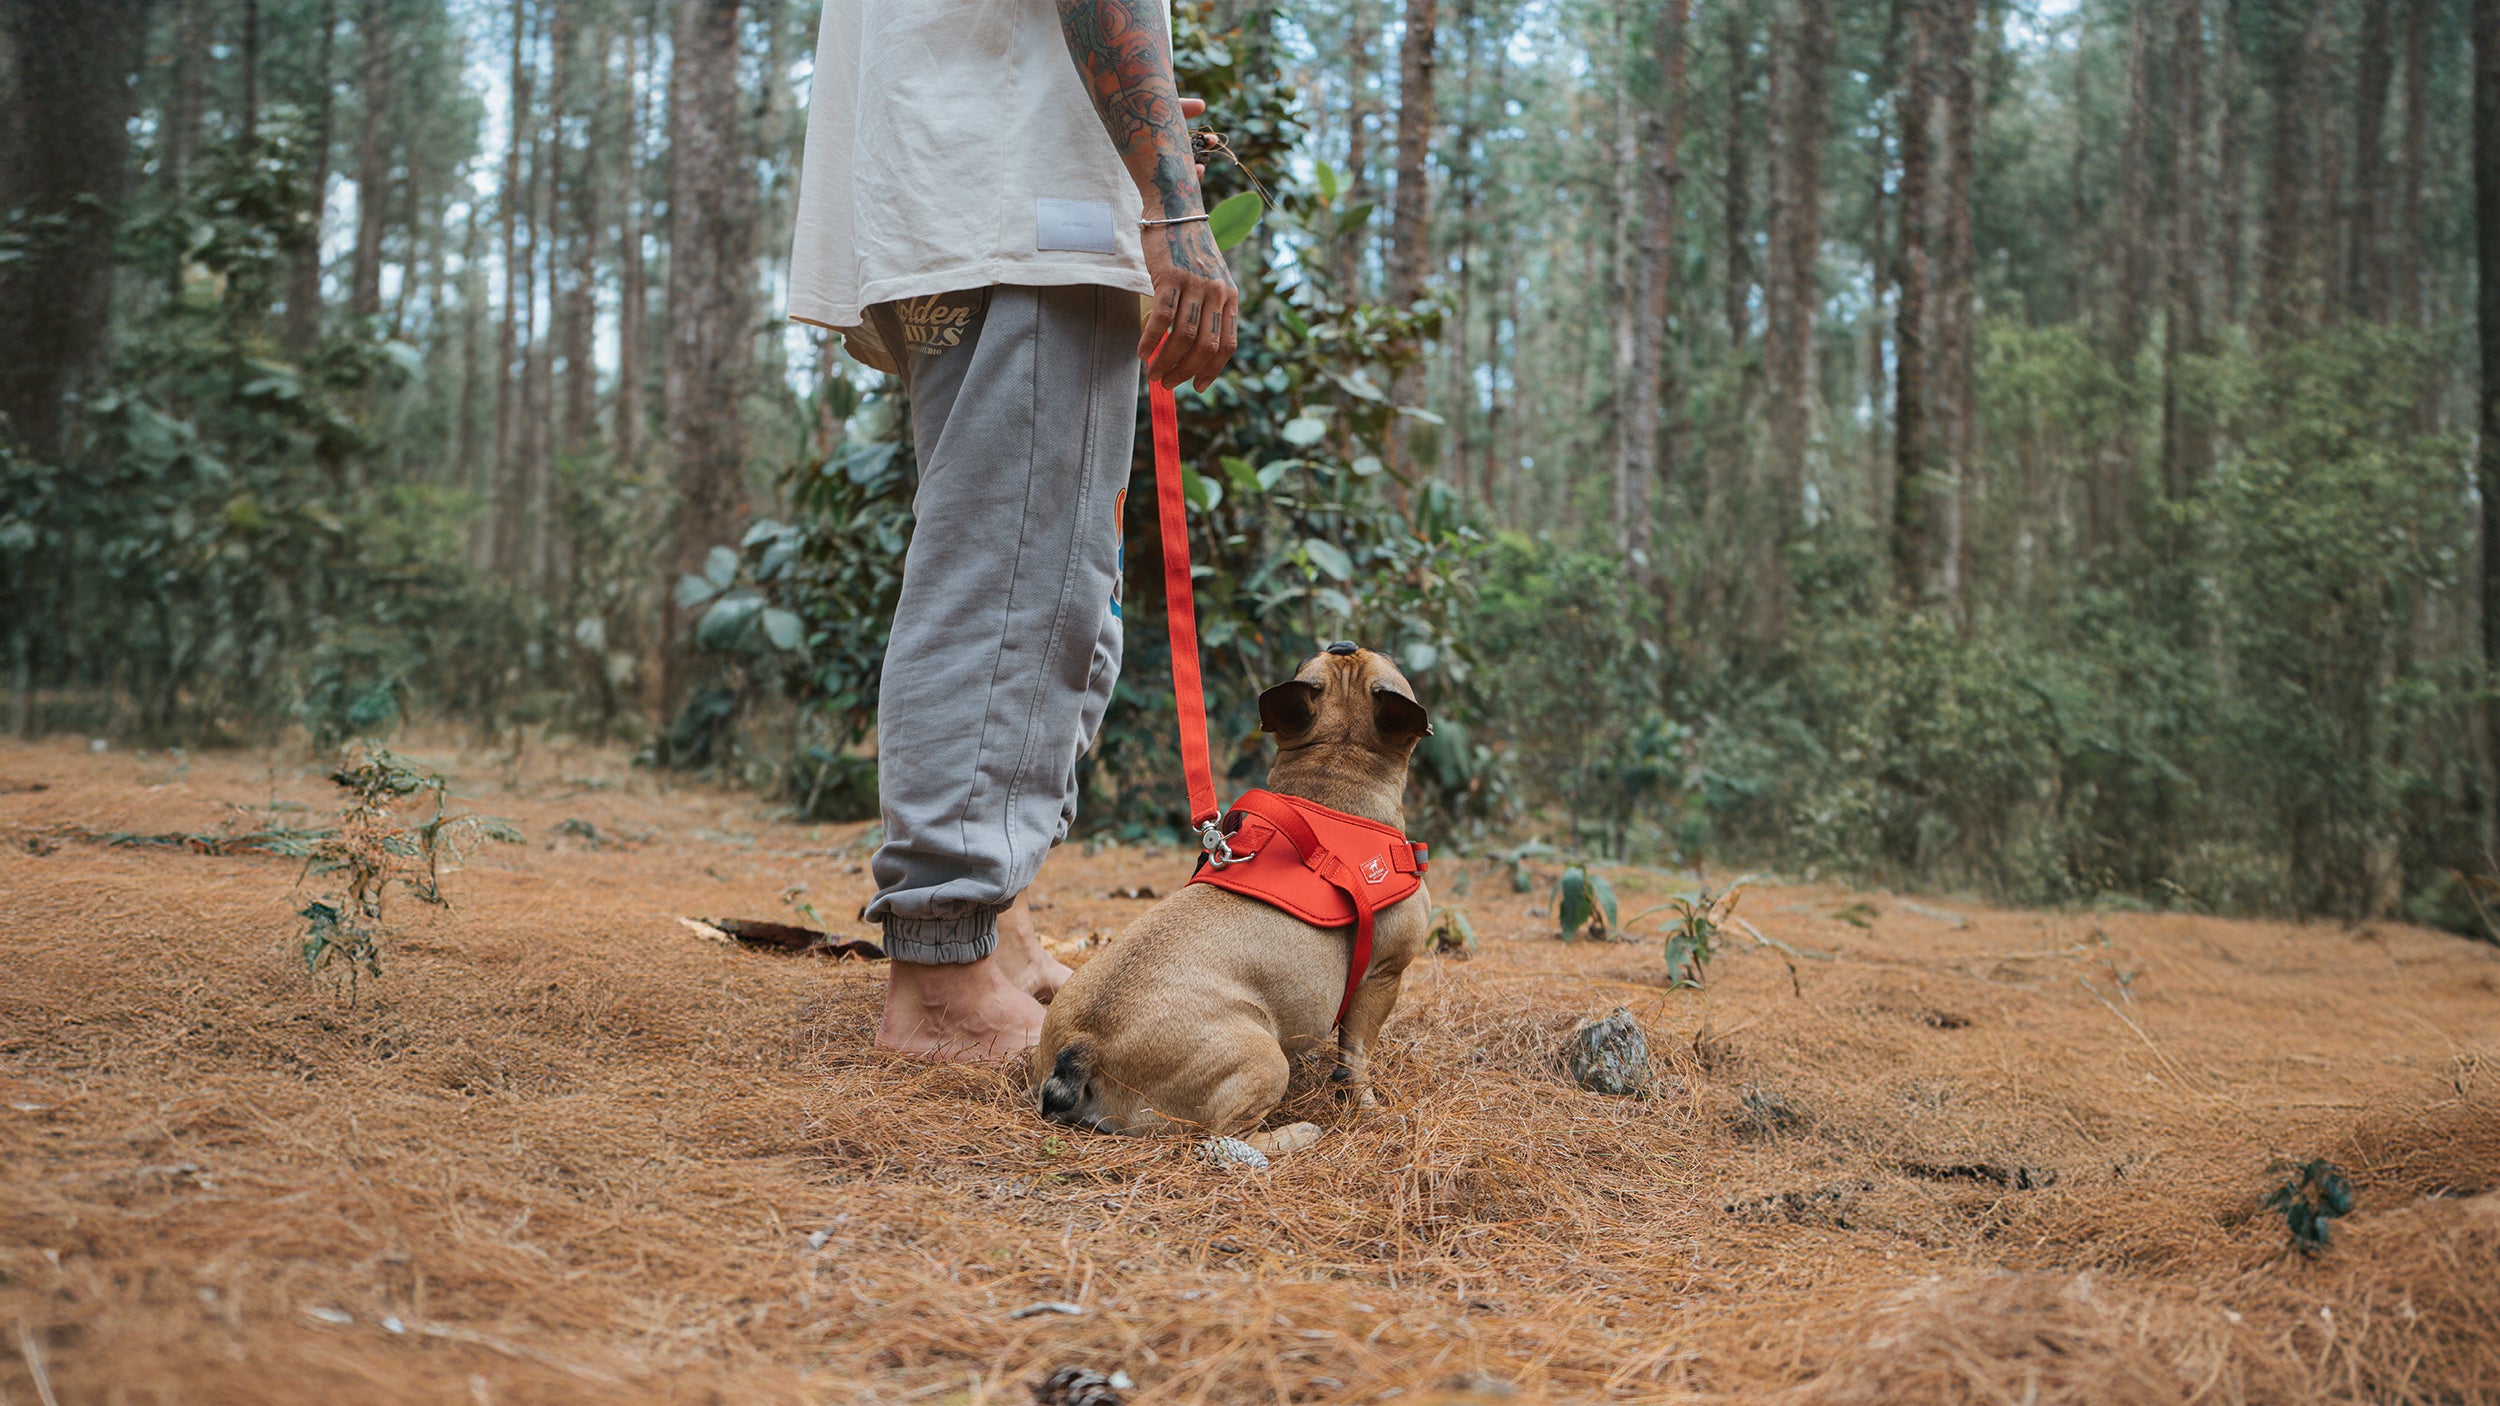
left=1245, top=1121, right=1323, bottom=1157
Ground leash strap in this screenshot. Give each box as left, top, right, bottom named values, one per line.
left=1228, top=791, right=1376, bottom=1030
left=1150, top=379, right=1222, bottom=834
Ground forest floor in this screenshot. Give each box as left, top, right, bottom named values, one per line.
left=2, top=736, right=2497, bottom=1405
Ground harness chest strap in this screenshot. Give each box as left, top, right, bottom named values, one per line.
left=1188, top=789, right=1429, bottom=1030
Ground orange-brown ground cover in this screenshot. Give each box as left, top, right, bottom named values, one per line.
left=3, top=736, right=2496, bottom=1404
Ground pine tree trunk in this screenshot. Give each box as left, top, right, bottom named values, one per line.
left=2476, top=0, right=2500, bottom=780
left=526, top=1, right=559, bottom=590
left=491, top=0, right=530, bottom=575
left=1721, top=4, right=1753, bottom=353
left=240, top=0, right=261, bottom=145
left=0, top=0, right=150, bottom=460
left=2399, top=0, right=2432, bottom=326
left=1935, top=0, right=1977, bottom=615
left=2161, top=0, right=2209, bottom=499
left=2346, top=0, right=2394, bottom=320
left=348, top=0, right=390, bottom=321
left=2259, top=0, right=2329, bottom=341
left=2217, top=0, right=2247, bottom=322
left=1386, top=0, right=1436, bottom=478
left=164, top=0, right=207, bottom=196
left=1340, top=0, right=1376, bottom=297
left=2112, top=0, right=2155, bottom=367
left=284, top=0, right=337, bottom=351
left=619, top=14, right=648, bottom=476
left=1610, top=3, right=1640, bottom=558
left=1762, top=0, right=1826, bottom=644
left=1893, top=0, right=1933, bottom=604
left=1628, top=0, right=1688, bottom=588
left=564, top=14, right=605, bottom=456
left=663, top=0, right=757, bottom=708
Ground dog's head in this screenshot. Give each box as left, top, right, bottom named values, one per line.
left=1256, top=641, right=1431, bottom=758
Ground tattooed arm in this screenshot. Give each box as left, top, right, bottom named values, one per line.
left=1055, top=0, right=1239, bottom=390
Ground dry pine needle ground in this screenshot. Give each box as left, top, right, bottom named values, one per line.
left=2, top=737, right=2495, bottom=1403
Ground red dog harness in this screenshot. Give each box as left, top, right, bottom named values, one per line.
left=1189, top=790, right=1429, bottom=1029
left=1145, top=380, right=1430, bottom=1031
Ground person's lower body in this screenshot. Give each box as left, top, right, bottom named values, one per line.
left=857, top=284, right=1138, bottom=1060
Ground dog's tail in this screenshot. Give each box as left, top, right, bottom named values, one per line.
left=1036, top=1038, right=1110, bottom=1131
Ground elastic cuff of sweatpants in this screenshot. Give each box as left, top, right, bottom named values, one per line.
left=881, top=910, right=1001, bottom=964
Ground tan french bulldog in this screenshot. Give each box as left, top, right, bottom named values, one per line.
left=1032, top=644, right=1433, bottom=1155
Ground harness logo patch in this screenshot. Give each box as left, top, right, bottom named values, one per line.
left=1362, top=855, right=1390, bottom=885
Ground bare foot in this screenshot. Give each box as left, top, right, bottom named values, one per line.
left=876, top=958, right=1045, bottom=1061
left=988, top=892, right=1072, bottom=1002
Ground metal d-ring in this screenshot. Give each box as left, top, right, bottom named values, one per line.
left=1200, top=818, right=1258, bottom=869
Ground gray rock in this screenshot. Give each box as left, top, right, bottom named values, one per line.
left=1568, top=1008, right=1650, bottom=1095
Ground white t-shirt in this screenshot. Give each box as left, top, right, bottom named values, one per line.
left=786, top=1, right=1160, bottom=373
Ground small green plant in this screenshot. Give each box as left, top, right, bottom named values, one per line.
left=1555, top=864, right=1617, bottom=941
left=2265, top=1159, right=2356, bottom=1253
left=1427, top=903, right=1477, bottom=956
left=1625, top=878, right=1756, bottom=988
left=297, top=747, right=521, bottom=994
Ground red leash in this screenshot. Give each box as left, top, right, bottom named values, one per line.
left=1147, top=378, right=1428, bottom=1031
left=1148, top=380, right=1222, bottom=836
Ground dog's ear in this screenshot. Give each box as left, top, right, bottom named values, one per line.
left=1258, top=679, right=1324, bottom=738
left=1371, top=686, right=1430, bottom=747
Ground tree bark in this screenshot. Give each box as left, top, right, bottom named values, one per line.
left=619, top=13, right=648, bottom=475
left=2478, top=0, right=2500, bottom=830
left=2160, top=0, right=2209, bottom=499
left=1721, top=3, right=1753, bottom=352
left=563, top=8, right=606, bottom=456
left=0, top=0, right=150, bottom=459
left=164, top=0, right=207, bottom=196
left=286, top=0, right=338, bottom=351
left=1935, top=0, right=1978, bottom=614
left=1388, top=0, right=1438, bottom=309
left=2112, top=0, right=2155, bottom=367
left=1625, top=0, right=1688, bottom=585
left=240, top=0, right=260, bottom=145
left=1340, top=0, right=1376, bottom=297
left=2399, top=0, right=2432, bottom=326
left=1386, top=0, right=1436, bottom=478
left=2346, top=0, right=2394, bottom=320
left=1762, top=0, right=1827, bottom=644
left=2217, top=0, right=2247, bottom=321
left=1892, top=0, right=1934, bottom=604
left=348, top=0, right=391, bottom=321
left=490, top=0, right=530, bottom=575
left=663, top=0, right=757, bottom=707
left=2259, top=0, right=2329, bottom=341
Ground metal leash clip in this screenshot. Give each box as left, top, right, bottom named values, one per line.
left=1200, top=818, right=1257, bottom=870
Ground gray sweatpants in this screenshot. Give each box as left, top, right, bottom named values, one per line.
left=861, top=284, right=1140, bottom=963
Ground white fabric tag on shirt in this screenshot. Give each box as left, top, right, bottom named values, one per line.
left=1035, top=198, right=1118, bottom=255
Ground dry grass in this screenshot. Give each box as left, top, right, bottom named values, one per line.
left=2, top=736, right=2495, bottom=1403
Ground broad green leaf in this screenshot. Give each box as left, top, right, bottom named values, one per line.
left=674, top=574, right=721, bottom=609
left=1281, top=416, right=1328, bottom=447
left=1221, top=455, right=1261, bottom=494
left=1303, top=538, right=1353, bottom=581
left=1558, top=867, right=1590, bottom=942
left=1257, top=459, right=1297, bottom=490
left=1315, top=160, right=1341, bottom=205
left=761, top=607, right=805, bottom=651
left=1402, top=640, right=1438, bottom=674
left=1395, top=404, right=1447, bottom=425
left=1351, top=454, right=1384, bottom=477
left=703, top=545, right=740, bottom=589
left=696, top=593, right=764, bottom=651
left=1208, top=191, right=1263, bottom=251
left=1182, top=463, right=1222, bottom=513
left=1588, top=871, right=1620, bottom=933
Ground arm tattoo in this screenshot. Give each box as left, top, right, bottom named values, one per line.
left=1055, top=0, right=1220, bottom=275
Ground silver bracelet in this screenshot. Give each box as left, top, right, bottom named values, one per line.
left=1138, top=214, right=1211, bottom=229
